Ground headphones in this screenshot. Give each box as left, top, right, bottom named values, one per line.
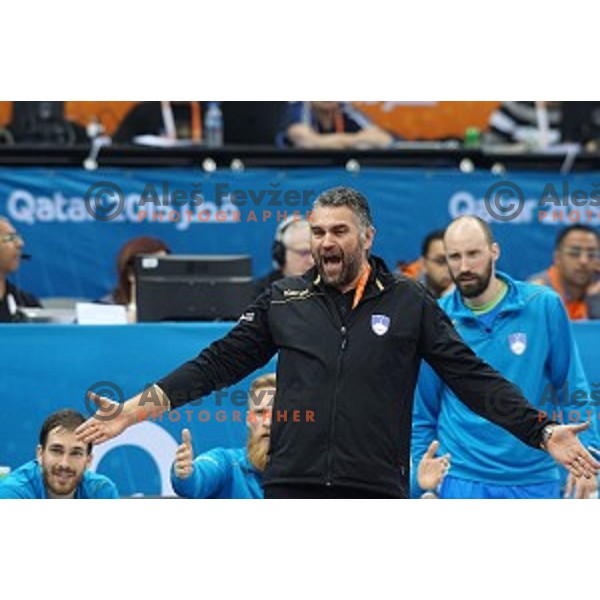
left=272, top=216, right=302, bottom=269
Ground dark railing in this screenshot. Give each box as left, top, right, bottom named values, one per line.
left=1, top=143, right=600, bottom=171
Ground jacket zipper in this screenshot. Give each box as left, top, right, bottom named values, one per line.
left=326, top=324, right=347, bottom=486
left=319, top=278, right=390, bottom=487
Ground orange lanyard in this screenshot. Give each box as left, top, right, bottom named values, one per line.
left=190, top=101, right=202, bottom=141
left=548, top=265, right=588, bottom=320
left=352, top=264, right=372, bottom=310
left=334, top=109, right=344, bottom=133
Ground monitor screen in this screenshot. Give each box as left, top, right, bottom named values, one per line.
left=135, top=254, right=254, bottom=322
left=221, top=101, right=287, bottom=145
left=561, top=101, right=600, bottom=143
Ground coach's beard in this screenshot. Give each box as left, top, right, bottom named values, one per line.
left=247, top=433, right=270, bottom=472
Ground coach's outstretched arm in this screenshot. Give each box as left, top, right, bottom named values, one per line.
left=77, top=291, right=277, bottom=446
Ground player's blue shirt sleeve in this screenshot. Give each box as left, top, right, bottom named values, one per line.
left=0, top=480, right=29, bottom=498
left=545, top=295, right=599, bottom=444
left=544, top=296, right=599, bottom=491
left=411, top=362, right=444, bottom=498
left=172, top=448, right=231, bottom=499
left=171, top=447, right=263, bottom=499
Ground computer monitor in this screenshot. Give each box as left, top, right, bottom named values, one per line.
left=12, top=101, right=65, bottom=125
left=561, top=102, right=600, bottom=144
left=135, top=254, right=254, bottom=322
left=221, top=101, right=287, bottom=145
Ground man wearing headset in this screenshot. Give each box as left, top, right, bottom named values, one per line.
left=253, top=217, right=314, bottom=297
left=0, top=216, right=40, bottom=323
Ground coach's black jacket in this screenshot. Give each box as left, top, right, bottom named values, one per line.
left=158, top=256, right=551, bottom=498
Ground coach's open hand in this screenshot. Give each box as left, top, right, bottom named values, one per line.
left=545, top=422, right=600, bottom=479
left=76, top=385, right=170, bottom=445
left=75, top=392, right=133, bottom=444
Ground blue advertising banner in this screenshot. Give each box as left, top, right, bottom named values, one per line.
left=1, top=166, right=599, bottom=299
left=0, top=322, right=599, bottom=498
left=0, top=323, right=276, bottom=497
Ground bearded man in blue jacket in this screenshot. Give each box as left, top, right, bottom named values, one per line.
left=170, top=373, right=275, bottom=499
left=412, top=216, right=599, bottom=499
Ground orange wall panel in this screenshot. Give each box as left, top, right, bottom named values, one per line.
left=0, top=101, right=139, bottom=135
left=353, top=101, right=501, bottom=140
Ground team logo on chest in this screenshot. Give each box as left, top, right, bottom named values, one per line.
left=371, top=314, right=391, bottom=336
left=508, top=332, right=527, bottom=355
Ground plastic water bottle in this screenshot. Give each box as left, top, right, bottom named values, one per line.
left=205, top=102, right=223, bottom=148
left=464, top=126, right=481, bottom=149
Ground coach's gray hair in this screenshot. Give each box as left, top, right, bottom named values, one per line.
left=313, top=187, right=373, bottom=234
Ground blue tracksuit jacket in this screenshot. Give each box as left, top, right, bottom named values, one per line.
left=0, top=460, right=119, bottom=499
left=411, top=272, right=599, bottom=496
left=171, top=447, right=263, bottom=499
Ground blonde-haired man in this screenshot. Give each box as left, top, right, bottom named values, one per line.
left=171, top=373, right=275, bottom=499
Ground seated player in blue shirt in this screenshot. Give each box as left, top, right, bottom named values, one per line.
left=0, top=409, right=119, bottom=499
left=171, top=373, right=275, bottom=499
